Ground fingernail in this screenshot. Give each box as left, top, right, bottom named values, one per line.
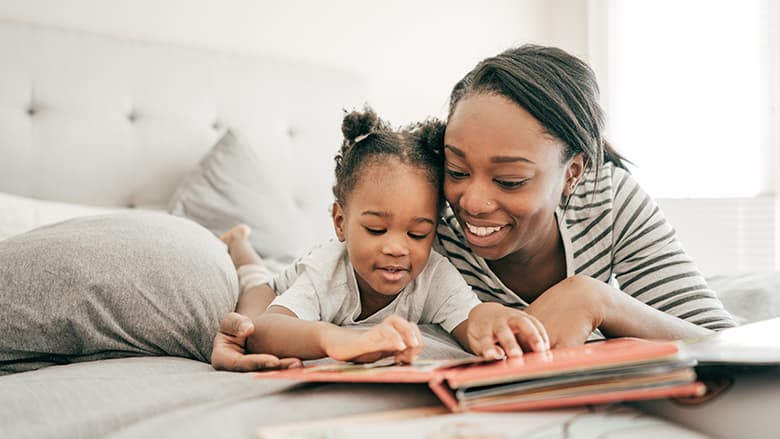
left=509, top=347, right=522, bottom=357
left=536, top=341, right=549, bottom=351
left=238, top=322, right=252, bottom=334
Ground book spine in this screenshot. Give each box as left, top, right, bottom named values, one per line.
left=427, top=376, right=461, bottom=413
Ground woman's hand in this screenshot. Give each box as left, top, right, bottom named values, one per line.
left=211, top=312, right=302, bottom=371
left=321, top=315, right=424, bottom=364
left=525, top=274, right=712, bottom=345
left=524, top=275, right=608, bottom=348
left=462, top=302, right=550, bottom=359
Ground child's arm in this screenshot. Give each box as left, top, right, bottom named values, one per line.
left=250, top=309, right=424, bottom=364
left=212, top=283, right=304, bottom=371
left=235, top=283, right=276, bottom=317
left=450, top=302, right=550, bottom=359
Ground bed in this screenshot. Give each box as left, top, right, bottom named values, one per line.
left=1, top=19, right=777, bottom=439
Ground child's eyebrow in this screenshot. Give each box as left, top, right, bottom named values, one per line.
left=411, top=217, right=435, bottom=225
left=361, top=211, right=435, bottom=225
left=361, top=210, right=389, bottom=218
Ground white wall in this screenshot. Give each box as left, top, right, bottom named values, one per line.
left=6, top=0, right=764, bottom=276
left=0, top=0, right=587, bottom=126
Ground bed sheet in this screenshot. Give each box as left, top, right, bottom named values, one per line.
left=1, top=356, right=713, bottom=439
left=0, top=325, right=712, bottom=439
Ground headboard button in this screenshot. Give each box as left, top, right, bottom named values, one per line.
left=127, top=112, right=137, bottom=122
left=26, top=107, right=36, bottom=116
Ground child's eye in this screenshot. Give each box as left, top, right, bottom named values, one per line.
left=364, top=227, right=386, bottom=235
left=445, top=168, right=469, bottom=180
left=408, top=232, right=430, bottom=240
left=494, top=178, right=527, bottom=190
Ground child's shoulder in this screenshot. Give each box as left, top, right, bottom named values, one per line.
left=297, top=239, right=345, bottom=264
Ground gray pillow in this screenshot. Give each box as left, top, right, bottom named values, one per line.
left=168, top=130, right=312, bottom=265
left=0, top=211, right=238, bottom=375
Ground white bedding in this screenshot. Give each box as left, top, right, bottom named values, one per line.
left=0, top=191, right=126, bottom=241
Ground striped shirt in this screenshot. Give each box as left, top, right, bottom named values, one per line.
left=434, top=162, right=736, bottom=331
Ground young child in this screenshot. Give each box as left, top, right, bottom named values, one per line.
left=219, top=108, right=549, bottom=365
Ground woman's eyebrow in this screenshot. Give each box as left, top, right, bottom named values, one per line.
left=445, top=144, right=534, bottom=164
left=492, top=156, right=535, bottom=164
left=444, top=144, right=465, bottom=157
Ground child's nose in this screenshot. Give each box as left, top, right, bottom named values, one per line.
left=382, top=239, right=409, bottom=257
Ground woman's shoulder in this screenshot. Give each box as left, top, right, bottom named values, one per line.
left=436, top=206, right=469, bottom=250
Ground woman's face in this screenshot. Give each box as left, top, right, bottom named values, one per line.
left=443, top=92, right=583, bottom=261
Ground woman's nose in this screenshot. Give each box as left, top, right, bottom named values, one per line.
left=458, top=181, right=496, bottom=215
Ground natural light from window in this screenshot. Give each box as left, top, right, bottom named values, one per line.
left=602, top=0, right=770, bottom=198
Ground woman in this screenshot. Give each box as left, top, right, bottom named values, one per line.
left=212, top=44, right=735, bottom=371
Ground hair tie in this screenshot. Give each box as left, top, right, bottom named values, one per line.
left=353, top=133, right=370, bottom=144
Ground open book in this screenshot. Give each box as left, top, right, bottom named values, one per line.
left=254, top=337, right=705, bottom=412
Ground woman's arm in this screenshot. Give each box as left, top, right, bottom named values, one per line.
left=608, top=168, right=735, bottom=331
left=525, top=275, right=712, bottom=347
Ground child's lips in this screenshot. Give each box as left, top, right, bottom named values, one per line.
left=377, top=266, right=409, bottom=282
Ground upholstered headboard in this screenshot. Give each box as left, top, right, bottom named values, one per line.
left=0, top=20, right=366, bottom=243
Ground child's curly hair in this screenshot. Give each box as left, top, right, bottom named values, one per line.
left=333, top=106, right=446, bottom=212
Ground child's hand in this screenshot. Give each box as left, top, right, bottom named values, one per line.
left=466, top=303, right=550, bottom=359
left=322, top=315, right=423, bottom=364
left=211, top=312, right=303, bottom=371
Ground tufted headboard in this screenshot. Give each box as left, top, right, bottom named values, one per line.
left=0, top=20, right=366, bottom=243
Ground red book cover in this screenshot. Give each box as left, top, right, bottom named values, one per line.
left=254, top=337, right=705, bottom=412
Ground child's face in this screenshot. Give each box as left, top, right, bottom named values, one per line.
left=332, top=159, right=439, bottom=298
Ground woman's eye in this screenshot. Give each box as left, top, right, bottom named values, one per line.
left=494, top=179, right=527, bottom=189
left=365, top=227, right=386, bottom=235
left=445, top=168, right=469, bottom=179
left=408, top=232, right=430, bottom=240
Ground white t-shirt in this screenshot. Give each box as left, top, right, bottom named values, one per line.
left=270, top=240, right=481, bottom=332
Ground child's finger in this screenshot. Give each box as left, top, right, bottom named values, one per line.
left=372, top=322, right=407, bottom=351
left=494, top=324, right=523, bottom=357
left=385, top=315, right=421, bottom=349
left=526, top=313, right=550, bottom=350
left=220, top=312, right=254, bottom=337
left=394, top=345, right=419, bottom=364
left=507, top=315, right=548, bottom=352
left=472, top=332, right=502, bottom=360
left=227, top=353, right=283, bottom=371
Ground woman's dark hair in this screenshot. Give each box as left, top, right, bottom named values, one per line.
left=334, top=107, right=446, bottom=210
left=449, top=44, right=628, bottom=171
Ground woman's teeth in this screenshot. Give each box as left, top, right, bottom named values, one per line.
left=466, top=223, right=503, bottom=237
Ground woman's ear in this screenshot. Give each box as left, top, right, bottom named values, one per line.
left=563, top=153, right=585, bottom=196
left=331, top=201, right=347, bottom=242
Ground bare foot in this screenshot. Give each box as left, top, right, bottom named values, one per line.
left=220, top=224, right=263, bottom=268
left=220, top=224, right=251, bottom=247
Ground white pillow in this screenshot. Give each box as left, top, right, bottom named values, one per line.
left=0, top=192, right=123, bottom=241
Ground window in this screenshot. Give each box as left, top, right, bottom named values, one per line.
left=590, top=0, right=775, bottom=198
